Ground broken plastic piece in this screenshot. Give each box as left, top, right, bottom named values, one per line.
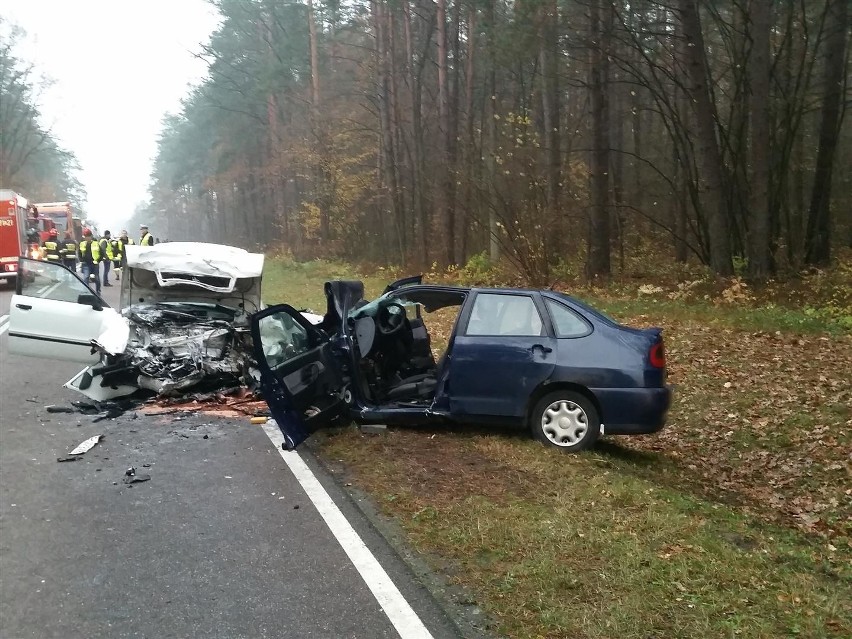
left=250, top=416, right=267, bottom=424
left=69, top=435, right=103, bottom=455
left=123, top=473, right=151, bottom=484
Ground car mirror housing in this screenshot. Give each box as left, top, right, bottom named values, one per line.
left=77, top=293, right=103, bottom=311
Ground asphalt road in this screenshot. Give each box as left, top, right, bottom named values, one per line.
left=0, top=277, right=466, bottom=639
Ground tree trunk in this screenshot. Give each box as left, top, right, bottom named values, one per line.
left=587, top=0, right=611, bottom=278
left=805, top=0, right=849, bottom=265
left=540, top=0, right=561, bottom=261
left=747, top=0, right=772, bottom=277
left=678, top=0, right=733, bottom=275
left=436, top=0, right=454, bottom=265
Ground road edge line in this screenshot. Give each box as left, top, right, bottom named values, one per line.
left=0, top=314, right=9, bottom=336
left=261, top=423, right=434, bottom=639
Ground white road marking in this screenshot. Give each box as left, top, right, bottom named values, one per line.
left=0, top=314, right=8, bottom=336
left=262, top=423, right=434, bottom=639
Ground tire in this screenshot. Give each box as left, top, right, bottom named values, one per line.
left=530, top=390, right=600, bottom=452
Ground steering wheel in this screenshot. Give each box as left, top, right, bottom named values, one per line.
left=377, top=302, right=406, bottom=336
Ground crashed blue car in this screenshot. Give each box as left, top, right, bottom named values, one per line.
left=252, top=276, right=672, bottom=452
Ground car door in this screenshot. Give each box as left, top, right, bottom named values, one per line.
left=7, top=257, right=114, bottom=364
left=251, top=304, right=344, bottom=449
left=447, top=291, right=556, bottom=419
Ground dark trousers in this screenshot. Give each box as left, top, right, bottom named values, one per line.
left=102, top=258, right=112, bottom=285
left=63, top=260, right=76, bottom=273
left=81, top=262, right=101, bottom=294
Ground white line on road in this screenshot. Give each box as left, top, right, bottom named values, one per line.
left=0, top=314, right=8, bottom=336
left=262, top=423, right=434, bottom=639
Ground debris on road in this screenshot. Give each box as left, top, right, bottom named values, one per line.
left=250, top=416, right=267, bottom=424
left=69, top=435, right=103, bottom=455
left=123, top=467, right=151, bottom=484
left=45, top=405, right=74, bottom=414
left=57, top=434, right=103, bottom=462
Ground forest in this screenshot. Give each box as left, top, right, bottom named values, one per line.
left=0, top=19, right=86, bottom=208
left=137, top=0, right=850, bottom=282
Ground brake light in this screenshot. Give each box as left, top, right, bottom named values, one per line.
left=649, top=342, right=666, bottom=368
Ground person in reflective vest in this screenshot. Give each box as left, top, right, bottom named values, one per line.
left=78, top=228, right=102, bottom=294
left=116, top=229, right=133, bottom=278
left=110, top=235, right=123, bottom=281
left=139, top=223, right=154, bottom=246
left=42, top=229, right=62, bottom=262
left=62, top=230, right=78, bottom=272
left=99, top=230, right=115, bottom=287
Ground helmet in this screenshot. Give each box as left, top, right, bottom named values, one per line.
left=139, top=223, right=148, bottom=229
left=49, top=228, right=58, bottom=237
left=83, top=228, right=92, bottom=237
left=103, top=230, right=111, bottom=237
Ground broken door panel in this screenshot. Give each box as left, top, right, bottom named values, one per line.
left=252, top=304, right=343, bottom=449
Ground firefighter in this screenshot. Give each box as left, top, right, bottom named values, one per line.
left=99, top=230, right=115, bottom=286
left=110, top=233, right=123, bottom=280
left=61, top=230, right=78, bottom=272
left=139, top=224, right=154, bottom=246
left=78, top=228, right=102, bottom=294
left=42, top=228, right=62, bottom=263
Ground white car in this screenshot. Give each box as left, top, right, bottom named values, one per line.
left=7, top=242, right=315, bottom=401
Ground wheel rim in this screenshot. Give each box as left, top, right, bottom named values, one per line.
left=541, top=399, right=588, bottom=447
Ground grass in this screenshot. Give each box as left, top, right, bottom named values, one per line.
left=263, top=255, right=852, bottom=638
left=318, top=429, right=850, bottom=638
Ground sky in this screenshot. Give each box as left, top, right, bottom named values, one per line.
left=2, top=0, right=221, bottom=232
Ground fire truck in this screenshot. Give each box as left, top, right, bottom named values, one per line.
left=0, top=190, right=37, bottom=284
left=32, top=201, right=83, bottom=242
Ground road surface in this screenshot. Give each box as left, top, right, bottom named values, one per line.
left=0, top=275, right=469, bottom=639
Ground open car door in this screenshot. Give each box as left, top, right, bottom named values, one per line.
left=7, top=257, right=119, bottom=364
left=251, top=304, right=344, bottom=449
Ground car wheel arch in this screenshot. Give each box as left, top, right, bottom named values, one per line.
left=526, top=381, right=601, bottom=427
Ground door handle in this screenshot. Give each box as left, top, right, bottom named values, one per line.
left=15, top=303, right=32, bottom=311
left=531, top=344, right=553, bottom=354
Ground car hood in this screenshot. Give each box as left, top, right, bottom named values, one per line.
left=121, top=242, right=264, bottom=312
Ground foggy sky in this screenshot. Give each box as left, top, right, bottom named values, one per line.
left=2, top=0, right=220, bottom=233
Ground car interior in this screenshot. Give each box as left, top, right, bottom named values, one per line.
left=347, top=289, right=466, bottom=406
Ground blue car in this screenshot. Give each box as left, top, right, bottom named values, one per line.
left=252, top=276, right=672, bottom=452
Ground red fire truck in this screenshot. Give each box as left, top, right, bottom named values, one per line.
left=0, top=190, right=38, bottom=285
left=32, top=201, right=83, bottom=242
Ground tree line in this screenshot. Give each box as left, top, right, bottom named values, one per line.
left=0, top=19, right=86, bottom=209
left=142, top=0, right=851, bottom=282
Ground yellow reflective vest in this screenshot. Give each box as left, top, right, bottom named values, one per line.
left=79, top=238, right=101, bottom=263
left=140, top=232, right=154, bottom=246
left=42, top=240, right=61, bottom=261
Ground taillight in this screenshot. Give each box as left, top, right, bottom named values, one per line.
left=649, top=342, right=666, bottom=368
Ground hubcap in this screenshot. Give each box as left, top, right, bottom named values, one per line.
left=541, top=400, right=588, bottom=447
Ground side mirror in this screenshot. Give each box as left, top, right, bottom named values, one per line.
left=77, top=293, right=103, bottom=311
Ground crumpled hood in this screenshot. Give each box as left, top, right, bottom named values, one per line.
left=121, top=242, right=264, bottom=312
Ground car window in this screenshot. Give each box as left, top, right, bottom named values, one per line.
left=467, top=293, right=544, bottom=336
left=19, top=259, right=94, bottom=304
left=258, top=311, right=311, bottom=370
left=545, top=298, right=591, bottom=337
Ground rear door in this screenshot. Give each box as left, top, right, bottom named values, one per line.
left=447, top=291, right=556, bottom=419
left=8, top=257, right=113, bottom=363
left=252, top=304, right=344, bottom=449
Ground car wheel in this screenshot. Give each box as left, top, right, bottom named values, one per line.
left=531, top=391, right=600, bottom=452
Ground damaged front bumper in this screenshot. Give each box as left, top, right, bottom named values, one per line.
left=67, top=304, right=259, bottom=402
